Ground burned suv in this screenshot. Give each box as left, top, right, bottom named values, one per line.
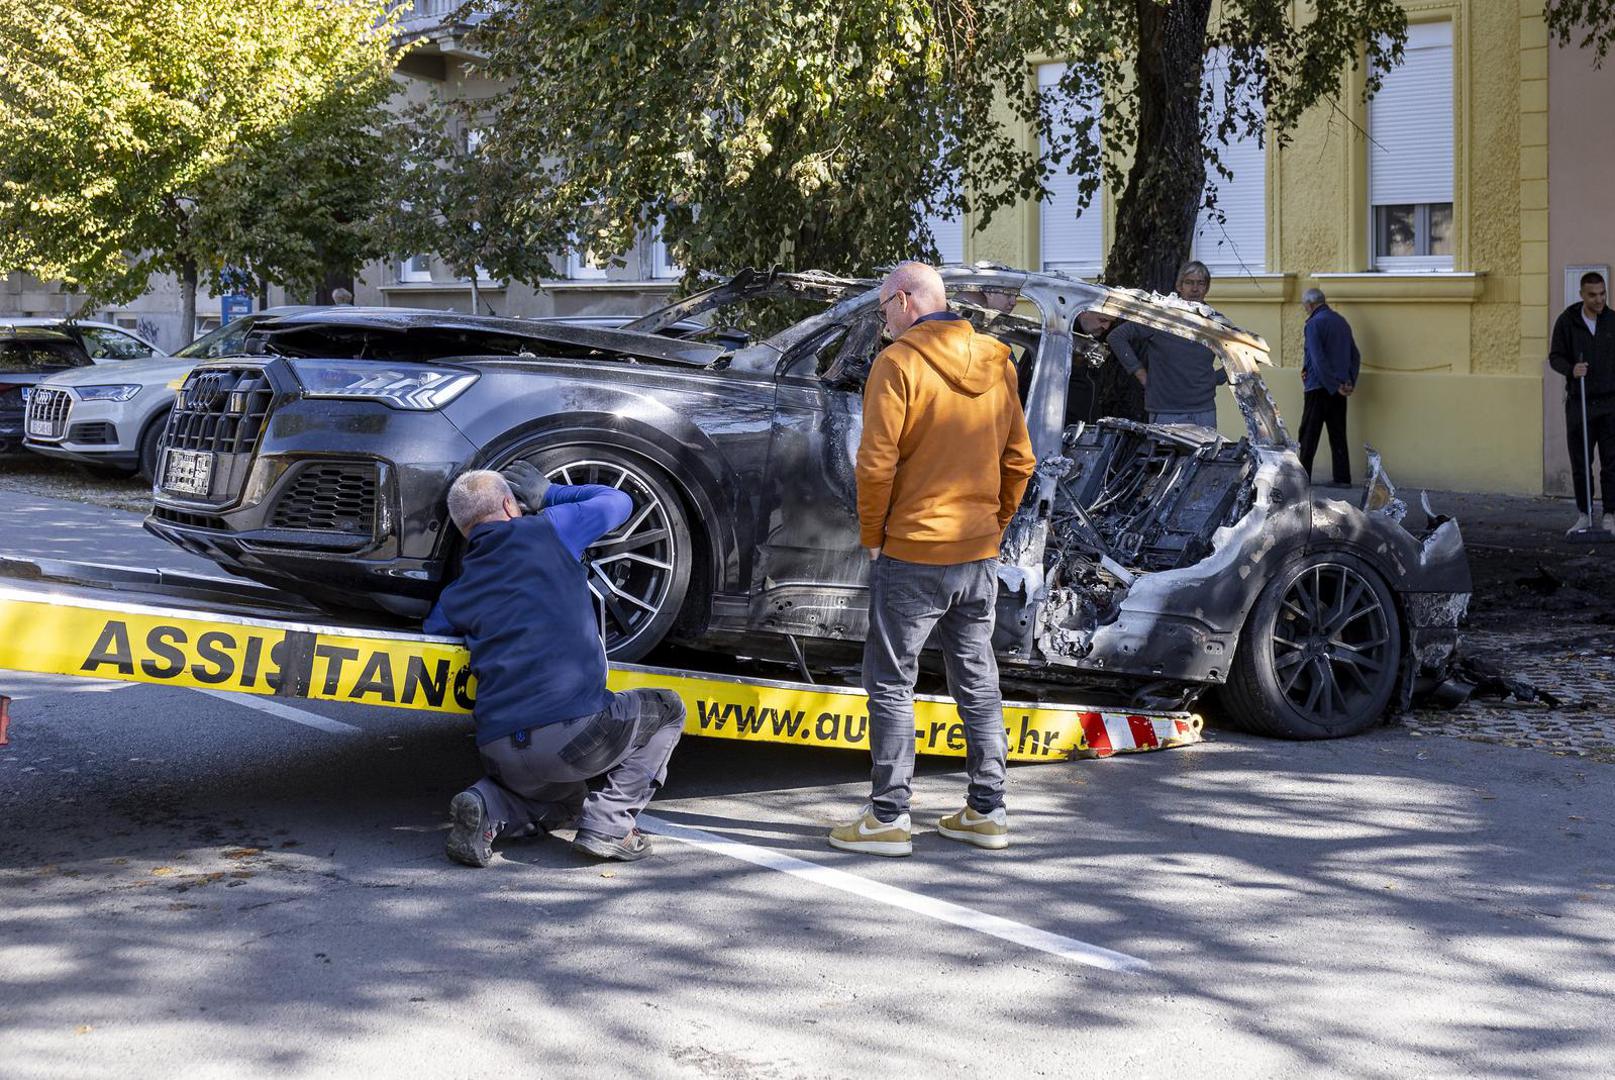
left=145, top=269, right=1470, bottom=738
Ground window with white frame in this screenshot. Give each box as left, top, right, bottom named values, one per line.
left=922, top=206, right=965, bottom=265
left=566, top=238, right=609, bottom=280
left=651, top=219, right=682, bottom=279
left=1369, top=21, right=1454, bottom=270
left=912, top=141, right=966, bottom=264
left=398, top=254, right=432, bottom=283
left=1038, top=62, right=1104, bottom=278
left=1193, top=47, right=1266, bottom=275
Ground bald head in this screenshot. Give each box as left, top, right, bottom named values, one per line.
left=878, top=261, right=948, bottom=337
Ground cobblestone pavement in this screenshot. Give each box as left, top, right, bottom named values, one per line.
left=1402, top=512, right=1615, bottom=763
left=0, top=455, right=150, bottom=513
left=1403, top=625, right=1615, bottom=763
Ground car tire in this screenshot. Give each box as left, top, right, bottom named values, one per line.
left=511, top=446, right=694, bottom=664
left=136, top=418, right=166, bottom=482
left=1220, top=551, right=1403, bottom=739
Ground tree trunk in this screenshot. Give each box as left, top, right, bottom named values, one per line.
left=1095, top=0, right=1214, bottom=421
left=180, top=258, right=199, bottom=347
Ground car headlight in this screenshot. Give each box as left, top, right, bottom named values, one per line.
left=287, top=359, right=479, bottom=411
left=75, top=384, right=141, bottom=402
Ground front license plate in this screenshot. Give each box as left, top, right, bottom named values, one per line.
left=162, top=449, right=215, bottom=496
left=26, top=418, right=54, bottom=437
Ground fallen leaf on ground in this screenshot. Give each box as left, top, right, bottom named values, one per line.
left=222, top=848, right=261, bottom=860
left=151, top=867, right=174, bottom=876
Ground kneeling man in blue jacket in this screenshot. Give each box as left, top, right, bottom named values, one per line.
left=425, top=462, right=686, bottom=864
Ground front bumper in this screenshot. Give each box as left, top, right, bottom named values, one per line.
left=21, top=387, right=144, bottom=469
left=144, top=374, right=480, bottom=613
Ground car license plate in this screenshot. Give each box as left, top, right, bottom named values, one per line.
left=26, top=418, right=54, bottom=437
left=162, top=449, right=214, bottom=496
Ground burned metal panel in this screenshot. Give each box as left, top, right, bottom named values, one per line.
left=748, top=374, right=871, bottom=634
left=1304, top=491, right=1473, bottom=596
left=1031, top=449, right=1308, bottom=683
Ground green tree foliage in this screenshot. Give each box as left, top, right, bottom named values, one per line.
left=468, top=0, right=1406, bottom=300
left=1547, top=0, right=1615, bottom=62
left=0, top=0, right=401, bottom=339
left=469, top=0, right=960, bottom=284
left=386, top=101, right=558, bottom=302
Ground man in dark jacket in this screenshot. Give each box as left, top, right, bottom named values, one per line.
left=424, top=463, right=686, bottom=865
left=1548, top=270, right=1615, bottom=535
left=1298, top=287, right=1361, bottom=486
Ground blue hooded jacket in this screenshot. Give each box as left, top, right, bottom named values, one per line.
left=423, top=484, right=632, bottom=745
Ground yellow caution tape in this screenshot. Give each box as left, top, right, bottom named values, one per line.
left=0, top=587, right=1201, bottom=761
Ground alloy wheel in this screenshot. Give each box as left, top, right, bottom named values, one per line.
left=1269, top=563, right=1396, bottom=726
left=543, top=458, right=678, bottom=653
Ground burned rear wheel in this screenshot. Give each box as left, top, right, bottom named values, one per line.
left=1222, top=552, right=1402, bottom=739
left=517, top=446, right=692, bottom=663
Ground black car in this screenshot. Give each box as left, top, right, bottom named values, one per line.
left=1, top=319, right=164, bottom=455
left=145, top=269, right=1472, bottom=739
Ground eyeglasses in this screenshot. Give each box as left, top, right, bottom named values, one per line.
left=879, top=290, right=907, bottom=312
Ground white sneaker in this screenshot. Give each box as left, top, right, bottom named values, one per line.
left=1567, top=512, right=1592, bottom=535
left=937, top=805, right=1010, bottom=849
left=827, top=806, right=913, bottom=857
left=1604, top=513, right=1615, bottom=536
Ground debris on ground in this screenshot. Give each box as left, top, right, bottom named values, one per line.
left=1415, top=650, right=1561, bottom=710
left=1513, top=564, right=1564, bottom=596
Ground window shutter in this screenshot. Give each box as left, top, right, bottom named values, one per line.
left=1194, top=47, right=1266, bottom=274
left=1039, top=62, right=1103, bottom=276
left=924, top=209, right=965, bottom=265
left=1369, top=21, right=1453, bottom=206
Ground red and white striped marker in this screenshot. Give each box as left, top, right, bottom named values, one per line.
left=1075, top=711, right=1201, bottom=758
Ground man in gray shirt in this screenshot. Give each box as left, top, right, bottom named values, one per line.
left=1107, top=260, right=1225, bottom=428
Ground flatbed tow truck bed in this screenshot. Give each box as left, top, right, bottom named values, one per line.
left=0, top=556, right=1201, bottom=761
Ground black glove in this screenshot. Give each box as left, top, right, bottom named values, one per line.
left=500, top=459, right=551, bottom=514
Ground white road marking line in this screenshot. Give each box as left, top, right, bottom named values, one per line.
left=194, top=689, right=361, bottom=736
left=638, top=813, right=1151, bottom=974
left=1, top=678, right=135, bottom=700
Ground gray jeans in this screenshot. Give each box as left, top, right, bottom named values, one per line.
left=1150, top=408, right=1218, bottom=428
left=471, top=688, right=685, bottom=840
left=862, top=555, right=1007, bottom=820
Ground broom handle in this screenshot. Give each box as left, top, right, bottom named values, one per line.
left=1580, top=358, right=1595, bottom=518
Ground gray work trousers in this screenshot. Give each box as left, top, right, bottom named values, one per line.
left=471, top=688, right=685, bottom=840
left=862, top=555, right=1008, bottom=820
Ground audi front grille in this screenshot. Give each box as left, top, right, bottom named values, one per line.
left=164, top=367, right=275, bottom=455
left=26, top=387, right=71, bottom=440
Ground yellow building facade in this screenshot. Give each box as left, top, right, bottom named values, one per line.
left=966, top=0, right=1555, bottom=495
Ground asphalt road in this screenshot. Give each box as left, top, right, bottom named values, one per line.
left=2, top=488, right=1612, bottom=1079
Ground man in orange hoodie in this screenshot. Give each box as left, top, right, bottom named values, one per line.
left=829, top=262, right=1036, bottom=857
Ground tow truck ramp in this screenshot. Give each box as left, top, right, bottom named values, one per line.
left=0, top=558, right=1202, bottom=761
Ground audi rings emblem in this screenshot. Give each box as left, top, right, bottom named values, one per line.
left=185, top=371, right=230, bottom=410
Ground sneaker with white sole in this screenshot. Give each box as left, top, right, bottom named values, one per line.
left=937, top=805, right=1009, bottom=849
left=445, top=789, right=499, bottom=867
left=572, top=827, right=652, bottom=862
left=1567, top=512, right=1592, bottom=535
left=827, top=807, right=912, bottom=857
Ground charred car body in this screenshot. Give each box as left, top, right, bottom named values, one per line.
left=144, top=269, right=1471, bottom=739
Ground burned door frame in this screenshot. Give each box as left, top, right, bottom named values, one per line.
left=746, top=276, right=1086, bottom=645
